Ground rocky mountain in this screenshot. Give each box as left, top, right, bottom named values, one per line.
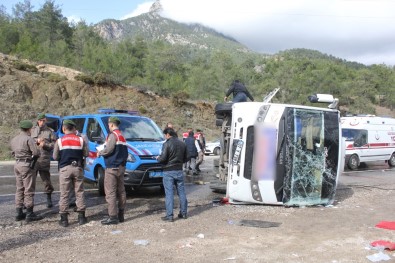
left=0, top=53, right=218, bottom=160
left=94, top=1, right=251, bottom=55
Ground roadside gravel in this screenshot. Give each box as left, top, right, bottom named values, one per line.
left=0, top=161, right=395, bottom=263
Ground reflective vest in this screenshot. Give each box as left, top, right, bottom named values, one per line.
left=104, top=129, right=128, bottom=168
left=58, top=134, right=84, bottom=168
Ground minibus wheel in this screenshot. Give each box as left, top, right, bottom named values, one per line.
left=389, top=153, right=395, bottom=167
left=347, top=154, right=360, bottom=170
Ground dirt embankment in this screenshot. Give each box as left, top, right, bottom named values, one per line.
left=0, top=53, right=218, bottom=160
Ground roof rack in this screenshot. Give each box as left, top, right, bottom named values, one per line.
left=98, top=108, right=139, bottom=115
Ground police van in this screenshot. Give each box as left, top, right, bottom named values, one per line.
left=341, top=115, right=395, bottom=170
left=53, top=109, right=165, bottom=195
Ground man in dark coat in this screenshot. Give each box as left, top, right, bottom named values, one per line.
left=224, top=80, right=254, bottom=102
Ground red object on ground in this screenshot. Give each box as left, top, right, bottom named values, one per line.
left=220, top=197, right=229, bottom=204
left=375, top=221, right=395, bottom=230
left=371, top=240, right=395, bottom=250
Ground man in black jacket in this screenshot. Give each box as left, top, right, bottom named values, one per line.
left=224, top=79, right=254, bottom=102
left=156, top=127, right=188, bottom=222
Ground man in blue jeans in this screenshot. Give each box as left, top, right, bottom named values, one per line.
left=156, top=127, right=188, bottom=222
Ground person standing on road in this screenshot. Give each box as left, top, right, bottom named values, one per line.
left=68, top=130, right=89, bottom=210
left=157, top=127, right=188, bottom=222
left=224, top=79, right=254, bottom=103
left=10, top=120, right=43, bottom=222
left=31, top=113, right=57, bottom=208
left=53, top=120, right=88, bottom=227
left=97, top=117, right=128, bottom=225
left=184, top=131, right=199, bottom=175
left=195, top=129, right=206, bottom=172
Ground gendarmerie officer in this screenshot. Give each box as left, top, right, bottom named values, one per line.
left=97, top=116, right=128, bottom=225
left=53, top=120, right=89, bottom=227
left=10, top=120, right=43, bottom=222
left=31, top=113, right=57, bottom=208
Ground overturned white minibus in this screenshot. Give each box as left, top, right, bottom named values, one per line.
left=214, top=92, right=343, bottom=206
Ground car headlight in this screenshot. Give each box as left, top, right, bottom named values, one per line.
left=127, top=153, right=136, bottom=163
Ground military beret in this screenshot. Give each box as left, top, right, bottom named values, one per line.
left=63, top=119, right=76, bottom=127
left=108, top=116, right=121, bottom=124
left=20, top=120, right=33, bottom=129
left=37, top=113, right=46, bottom=120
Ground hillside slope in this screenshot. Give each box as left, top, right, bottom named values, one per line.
left=0, top=53, right=217, bottom=160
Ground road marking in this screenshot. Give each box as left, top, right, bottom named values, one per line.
left=343, top=168, right=394, bottom=174
left=0, top=188, right=98, bottom=197
left=0, top=174, right=60, bottom=178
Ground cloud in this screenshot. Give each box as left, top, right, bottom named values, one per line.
left=67, top=15, right=82, bottom=24
left=128, top=0, right=395, bottom=65
left=121, top=1, right=154, bottom=20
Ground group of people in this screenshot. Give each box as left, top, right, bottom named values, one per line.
left=10, top=114, right=129, bottom=226
left=10, top=79, right=252, bottom=225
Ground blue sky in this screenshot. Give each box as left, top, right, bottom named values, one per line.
left=1, top=0, right=152, bottom=24
left=2, top=0, right=395, bottom=66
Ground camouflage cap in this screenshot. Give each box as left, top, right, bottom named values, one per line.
left=37, top=113, right=46, bottom=120
left=63, top=119, right=76, bottom=127
left=108, top=116, right=121, bottom=124
left=20, top=120, right=33, bottom=129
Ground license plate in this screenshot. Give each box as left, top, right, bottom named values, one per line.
left=149, top=171, right=163, bottom=178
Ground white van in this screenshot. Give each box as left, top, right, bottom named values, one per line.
left=341, top=115, right=395, bottom=170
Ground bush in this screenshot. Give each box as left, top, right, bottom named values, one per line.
left=171, top=91, right=190, bottom=107
left=94, top=72, right=117, bottom=86
left=44, top=72, right=67, bottom=82
left=139, top=106, right=147, bottom=114
left=75, top=74, right=94, bottom=84
left=13, top=61, right=38, bottom=72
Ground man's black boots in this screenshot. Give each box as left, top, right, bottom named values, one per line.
left=118, top=209, right=125, bottom=223
left=46, top=193, right=53, bottom=208
left=25, top=208, right=43, bottom=222
left=59, top=213, right=69, bottom=227
left=101, top=216, right=119, bottom=225
left=78, top=211, right=87, bottom=225
left=15, top=208, right=26, bottom=221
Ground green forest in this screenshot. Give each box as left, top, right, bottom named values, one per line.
left=0, top=0, right=394, bottom=115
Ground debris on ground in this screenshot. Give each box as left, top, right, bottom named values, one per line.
left=111, top=230, right=122, bottom=235
left=375, top=221, right=395, bottom=231
left=197, top=233, right=205, bottom=239
left=134, top=240, right=149, bottom=246
left=235, top=219, right=281, bottom=228
left=366, top=251, right=391, bottom=262
left=371, top=240, right=395, bottom=251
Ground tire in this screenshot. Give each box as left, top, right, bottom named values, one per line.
left=215, top=103, right=233, bottom=119
left=347, top=154, right=360, bottom=170
left=97, top=166, right=105, bottom=196
left=389, top=153, right=395, bottom=167
left=213, top=147, right=220, bottom=155
left=215, top=119, right=223, bottom=127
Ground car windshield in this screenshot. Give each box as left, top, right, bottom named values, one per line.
left=102, top=116, right=164, bottom=141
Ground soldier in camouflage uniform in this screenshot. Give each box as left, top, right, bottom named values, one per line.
left=31, top=113, right=57, bottom=208
left=10, top=120, right=43, bottom=222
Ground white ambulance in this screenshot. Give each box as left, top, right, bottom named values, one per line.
left=341, top=115, right=395, bottom=170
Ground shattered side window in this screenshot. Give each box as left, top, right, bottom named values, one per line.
left=283, top=108, right=339, bottom=206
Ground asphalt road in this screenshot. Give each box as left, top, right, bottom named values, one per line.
left=0, top=156, right=220, bottom=217
left=0, top=157, right=394, bottom=206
